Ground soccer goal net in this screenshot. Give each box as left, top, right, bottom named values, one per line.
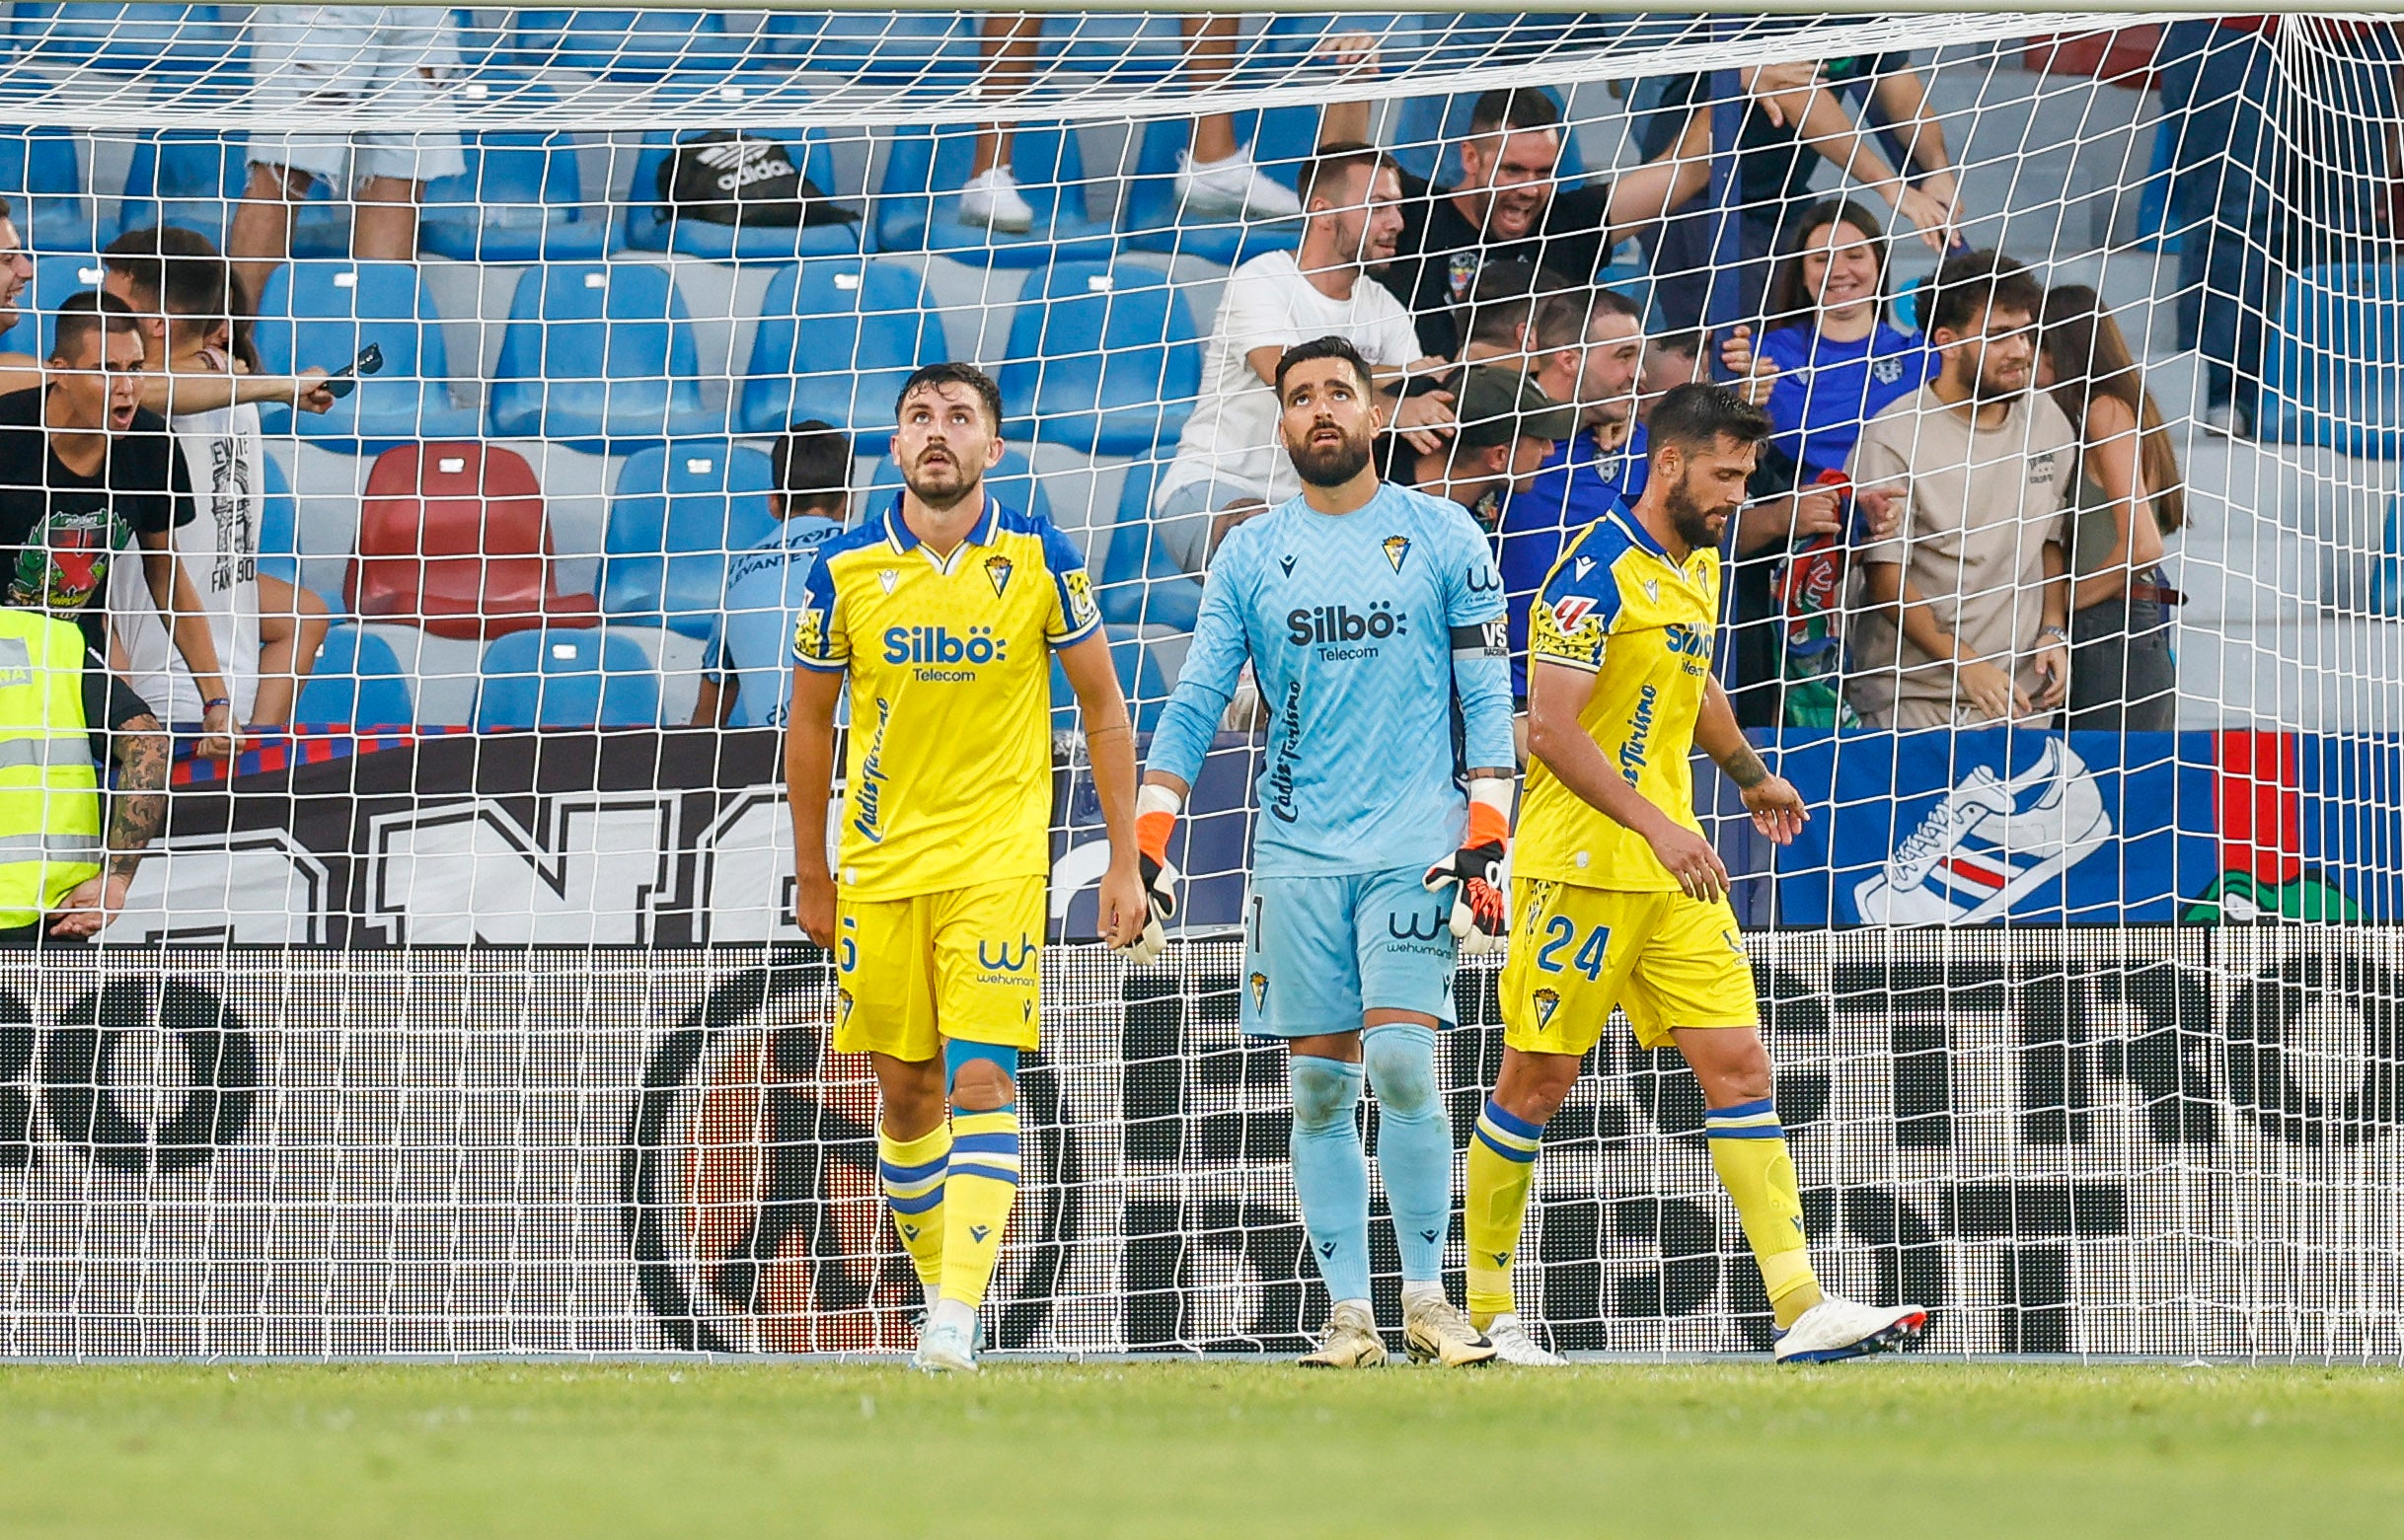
left=0, top=6, right=2397, bottom=1360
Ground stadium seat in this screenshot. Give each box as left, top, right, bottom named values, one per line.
left=1034, top=14, right=1184, bottom=80
left=867, top=445, right=1054, bottom=527
left=874, top=121, right=1114, bottom=268
left=622, top=129, right=862, bottom=262
left=737, top=257, right=947, bottom=439
left=474, top=628, right=663, bottom=731
left=1096, top=458, right=1203, bottom=632
left=2261, top=264, right=2404, bottom=457
left=0, top=252, right=103, bottom=358
left=0, top=127, right=95, bottom=254
left=756, top=12, right=977, bottom=85
left=1121, top=107, right=1322, bottom=266
left=601, top=440, right=778, bottom=638
left=8, top=3, right=240, bottom=77
left=488, top=260, right=722, bottom=449
left=421, top=117, right=616, bottom=263
left=350, top=442, right=599, bottom=640
left=1107, top=623, right=1187, bottom=735
left=113, top=128, right=250, bottom=248
left=1388, top=84, right=1590, bottom=191
left=294, top=623, right=414, bottom=730
left=508, top=8, right=747, bottom=80
left=251, top=261, right=482, bottom=451
left=998, top=260, right=1201, bottom=455
left=255, top=446, right=304, bottom=589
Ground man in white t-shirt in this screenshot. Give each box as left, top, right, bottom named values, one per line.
left=1151, top=143, right=1453, bottom=574
left=102, top=228, right=333, bottom=744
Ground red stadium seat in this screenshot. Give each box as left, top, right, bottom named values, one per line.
left=349, top=442, right=598, bottom=640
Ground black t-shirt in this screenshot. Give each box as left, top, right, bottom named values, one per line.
left=79, top=642, right=155, bottom=768
left=1378, top=174, right=1619, bottom=359
left=0, top=387, right=192, bottom=653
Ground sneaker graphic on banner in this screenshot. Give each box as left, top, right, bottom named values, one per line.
left=1854, top=739, right=2113, bottom=924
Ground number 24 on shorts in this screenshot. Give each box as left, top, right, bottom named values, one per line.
left=1532, top=917, right=1612, bottom=981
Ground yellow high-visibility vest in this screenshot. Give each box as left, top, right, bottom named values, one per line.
left=0, top=607, right=103, bottom=929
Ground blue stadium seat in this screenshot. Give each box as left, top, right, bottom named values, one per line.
left=1095, top=458, right=1202, bottom=632
left=998, top=260, right=1201, bottom=455
left=488, top=261, right=721, bottom=449
left=9, top=3, right=241, bottom=77
left=1106, top=623, right=1182, bottom=735
left=422, top=113, right=615, bottom=263
left=1121, top=107, right=1322, bottom=266
left=2262, top=264, right=2404, bottom=457
left=0, top=253, right=103, bottom=358
left=475, top=628, right=662, bottom=731
left=738, top=257, right=946, bottom=439
left=113, top=129, right=250, bottom=248
left=295, top=623, right=413, bottom=730
left=254, top=447, right=310, bottom=594
left=251, top=260, right=482, bottom=452
left=1035, top=14, right=1184, bottom=80
left=622, top=129, right=861, bottom=262
left=601, top=440, right=778, bottom=638
left=0, top=128, right=95, bottom=254
left=875, top=121, right=1113, bottom=268
left=509, top=8, right=746, bottom=80
left=756, top=12, right=977, bottom=85
left=1389, top=84, right=1590, bottom=191
left=866, top=445, right=1053, bottom=527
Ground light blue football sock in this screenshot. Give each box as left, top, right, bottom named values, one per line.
left=1289, top=1053, right=1371, bottom=1304
left=1364, top=1023, right=1450, bottom=1284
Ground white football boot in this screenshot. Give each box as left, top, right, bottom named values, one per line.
left=1773, top=1294, right=1928, bottom=1364
left=1482, top=1312, right=1568, bottom=1366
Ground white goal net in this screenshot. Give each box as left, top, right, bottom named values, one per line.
left=0, top=7, right=2397, bottom=1359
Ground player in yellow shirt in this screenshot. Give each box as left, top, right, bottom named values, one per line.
left=786, top=363, right=1149, bottom=1372
left=1465, top=384, right=1930, bottom=1365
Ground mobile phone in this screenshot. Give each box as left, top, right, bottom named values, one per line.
left=320, top=342, right=385, bottom=400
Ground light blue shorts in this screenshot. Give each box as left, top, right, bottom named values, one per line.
left=1240, top=865, right=1458, bottom=1037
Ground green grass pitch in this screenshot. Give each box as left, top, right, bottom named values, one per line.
left=2, top=1360, right=2396, bottom=1538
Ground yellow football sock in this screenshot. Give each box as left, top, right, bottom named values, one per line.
left=1465, top=1097, right=1543, bottom=1324
left=878, top=1122, right=949, bottom=1294
left=939, top=1106, right=1019, bottom=1309
left=1704, top=1097, right=1823, bottom=1329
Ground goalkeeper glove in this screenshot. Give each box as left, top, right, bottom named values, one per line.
left=1122, top=783, right=1182, bottom=965
left=1423, top=778, right=1512, bottom=955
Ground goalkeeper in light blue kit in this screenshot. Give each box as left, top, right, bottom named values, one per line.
left=1133, top=335, right=1519, bottom=1368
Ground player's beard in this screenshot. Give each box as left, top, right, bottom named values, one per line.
left=1289, top=424, right=1374, bottom=488
left=1666, top=474, right=1729, bottom=551
left=902, top=451, right=981, bottom=513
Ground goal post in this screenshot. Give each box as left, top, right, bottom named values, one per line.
left=0, top=8, right=2396, bottom=1360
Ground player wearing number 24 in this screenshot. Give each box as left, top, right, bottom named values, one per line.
left=1465, top=383, right=1928, bottom=1365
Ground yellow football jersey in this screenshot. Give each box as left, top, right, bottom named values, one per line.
left=1516, top=507, right=1718, bottom=893
left=792, top=495, right=1100, bottom=900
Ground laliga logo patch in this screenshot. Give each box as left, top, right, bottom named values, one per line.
left=1383, top=535, right=1410, bottom=573
left=985, top=552, right=1014, bottom=598
left=877, top=568, right=899, bottom=595
left=1063, top=568, right=1097, bottom=624
left=1550, top=595, right=1595, bottom=629
left=1249, top=972, right=1268, bottom=1010
left=1532, top=988, right=1560, bottom=1029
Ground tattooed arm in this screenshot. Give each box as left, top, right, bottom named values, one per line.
left=48, top=711, right=168, bottom=938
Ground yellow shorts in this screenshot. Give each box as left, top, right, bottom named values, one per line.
left=833, top=875, right=1044, bottom=1061
left=1497, top=878, right=1759, bottom=1056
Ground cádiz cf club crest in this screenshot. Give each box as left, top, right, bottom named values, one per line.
left=985, top=553, right=1014, bottom=598
left=1532, top=988, right=1560, bottom=1029
left=1383, top=535, right=1410, bottom=573
left=1249, top=972, right=1268, bottom=1010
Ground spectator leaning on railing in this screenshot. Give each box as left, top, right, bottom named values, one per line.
left=1152, top=142, right=1449, bottom=574
left=1844, top=251, right=2075, bottom=730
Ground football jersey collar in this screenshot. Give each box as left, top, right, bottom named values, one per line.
left=1606, top=502, right=1710, bottom=587
left=879, top=493, right=1001, bottom=574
